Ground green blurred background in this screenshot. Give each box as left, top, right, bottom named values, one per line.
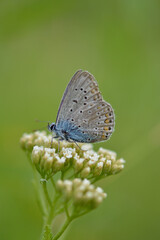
left=1, top=0, right=160, bottom=239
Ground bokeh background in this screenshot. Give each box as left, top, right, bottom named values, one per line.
left=1, top=1, right=160, bottom=239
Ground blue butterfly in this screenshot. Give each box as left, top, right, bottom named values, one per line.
left=48, top=70, right=115, bottom=146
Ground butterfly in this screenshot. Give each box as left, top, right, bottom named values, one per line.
left=48, top=70, right=115, bottom=145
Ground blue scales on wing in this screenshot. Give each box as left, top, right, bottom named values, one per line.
left=55, top=70, right=115, bottom=143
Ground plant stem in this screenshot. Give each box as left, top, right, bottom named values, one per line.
left=64, top=204, right=70, bottom=219
left=52, top=218, right=72, bottom=240
left=32, top=179, right=47, bottom=217
left=42, top=181, right=52, bottom=207
left=27, top=153, right=47, bottom=216
left=46, top=195, right=59, bottom=225
left=51, top=178, right=57, bottom=192
left=41, top=225, right=53, bottom=240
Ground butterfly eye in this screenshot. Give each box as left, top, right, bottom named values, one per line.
left=109, top=119, right=112, bottom=123
left=84, top=96, right=87, bottom=99
left=75, top=88, right=77, bottom=91
left=109, top=127, right=112, bottom=130
left=80, top=88, right=83, bottom=91
left=84, top=90, right=87, bottom=93
left=84, top=103, right=87, bottom=105
left=71, top=119, right=74, bottom=122
left=48, top=123, right=55, bottom=132
left=109, top=113, right=112, bottom=116
left=80, top=110, right=83, bottom=113
left=70, top=109, right=73, bottom=112
left=73, top=100, right=77, bottom=103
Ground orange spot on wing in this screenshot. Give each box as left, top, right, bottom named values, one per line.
left=102, top=133, right=106, bottom=139
left=104, top=126, right=109, bottom=131
left=91, top=89, right=95, bottom=94
left=94, top=96, right=97, bottom=100
left=105, top=119, right=109, bottom=123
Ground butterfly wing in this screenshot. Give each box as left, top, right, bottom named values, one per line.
left=56, top=70, right=115, bottom=143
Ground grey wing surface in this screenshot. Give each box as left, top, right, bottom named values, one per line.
left=56, top=70, right=115, bottom=142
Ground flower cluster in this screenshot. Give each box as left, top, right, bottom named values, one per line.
left=20, top=130, right=125, bottom=239
left=20, top=131, right=92, bottom=152
left=20, top=131, right=125, bottom=181
left=31, top=146, right=125, bottom=180
left=57, top=178, right=107, bottom=209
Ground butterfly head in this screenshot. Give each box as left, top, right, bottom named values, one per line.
left=48, top=122, right=55, bottom=132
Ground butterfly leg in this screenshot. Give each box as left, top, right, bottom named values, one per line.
left=58, top=138, right=63, bottom=152
left=50, top=136, right=54, bottom=148
left=50, top=134, right=59, bottom=148
left=58, top=139, right=60, bottom=152
left=71, top=140, right=83, bottom=151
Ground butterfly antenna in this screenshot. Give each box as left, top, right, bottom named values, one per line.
left=33, top=126, right=48, bottom=132
left=35, top=119, right=51, bottom=123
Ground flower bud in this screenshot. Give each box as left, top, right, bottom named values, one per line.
left=56, top=178, right=107, bottom=209
left=112, top=164, right=124, bottom=174
left=93, top=162, right=104, bottom=176
left=80, top=167, right=91, bottom=178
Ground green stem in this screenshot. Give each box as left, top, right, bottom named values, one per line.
left=27, top=152, right=47, bottom=216
left=41, top=225, right=53, bottom=240
left=52, top=207, right=90, bottom=240
left=91, top=174, right=108, bottom=184
left=42, top=181, right=52, bottom=207
left=73, top=209, right=91, bottom=219
left=52, top=218, right=72, bottom=240
left=51, top=178, right=57, bottom=192
left=55, top=206, right=65, bottom=215
left=64, top=204, right=70, bottom=219
left=61, top=171, right=64, bottom=180
left=32, top=179, right=47, bottom=217
left=46, top=195, right=59, bottom=225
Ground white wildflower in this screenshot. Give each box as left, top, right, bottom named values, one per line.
left=53, top=156, right=66, bottom=172
left=21, top=131, right=125, bottom=180
left=96, top=187, right=103, bottom=193
left=32, top=146, right=44, bottom=164
left=57, top=178, right=107, bottom=209
left=74, top=157, right=84, bottom=172
left=44, top=147, right=55, bottom=154
left=44, top=156, right=54, bottom=171
left=116, top=158, right=126, bottom=164
left=81, top=143, right=93, bottom=151
left=83, top=150, right=96, bottom=159
left=112, top=164, right=124, bottom=174
left=80, top=167, right=91, bottom=178
left=93, top=162, right=104, bottom=176
left=61, top=147, right=75, bottom=159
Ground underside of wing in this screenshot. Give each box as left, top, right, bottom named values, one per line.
left=56, top=70, right=115, bottom=143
